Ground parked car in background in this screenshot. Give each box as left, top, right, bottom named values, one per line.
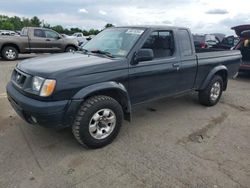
left=232, top=24, right=250, bottom=72
left=211, top=33, right=225, bottom=42
left=7, top=25, right=241, bottom=148
left=0, top=30, right=16, bottom=36
left=193, top=34, right=220, bottom=49
left=61, top=34, right=69, bottom=38
left=214, top=36, right=239, bottom=50
left=72, top=32, right=88, bottom=46
left=0, top=27, right=78, bottom=61
left=88, top=35, right=96, bottom=40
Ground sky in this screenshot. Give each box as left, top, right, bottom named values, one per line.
left=0, top=0, right=249, bottom=35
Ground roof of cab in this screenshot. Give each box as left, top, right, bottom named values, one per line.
left=115, top=25, right=189, bottom=30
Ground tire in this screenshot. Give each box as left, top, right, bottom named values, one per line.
left=199, top=75, right=223, bottom=106
left=72, top=95, right=123, bottom=149
left=65, top=46, right=77, bottom=52
left=1, top=46, right=18, bottom=61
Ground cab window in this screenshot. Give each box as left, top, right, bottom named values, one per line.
left=34, top=29, right=46, bottom=38
left=178, top=30, right=193, bottom=56
left=142, top=31, right=174, bottom=59
left=45, top=30, right=59, bottom=39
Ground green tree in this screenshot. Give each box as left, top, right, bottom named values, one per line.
left=51, top=25, right=64, bottom=33
left=88, top=29, right=100, bottom=35
left=0, top=14, right=102, bottom=36
left=1, top=21, right=14, bottom=30
left=42, top=22, right=51, bottom=29
left=70, top=27, right=82, bottom=34
left=82, top=30, right=89, bottom=36
left=10, top=16, right=22, bottom=30
left=22, top=18, right=32, bottom=27
left=30, top=16, right=41, bottom=27
left=104, top=23, right=114, bottom=28
left=63, top=28, right=71, bottom=35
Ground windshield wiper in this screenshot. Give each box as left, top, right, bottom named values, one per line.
left=90, top=50, right=114, bottom=58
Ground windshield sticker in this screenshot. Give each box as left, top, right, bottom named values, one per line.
left=126, top=29, right=144, bottom=35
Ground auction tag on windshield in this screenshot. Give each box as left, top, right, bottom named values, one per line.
left=126, top=29, right=144, bottom=35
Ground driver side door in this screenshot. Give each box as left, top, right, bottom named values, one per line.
left=128, top=30, right=182, bottom=104
left=44, top=30, right=63, bottom=52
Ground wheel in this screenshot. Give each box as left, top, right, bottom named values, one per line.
left=1, top=46, right=18, bottom=61
left=72, top=95, right=123, bottom=149
left=199, top=75, right=223, bottom=106
left=65, top=46, right=76, bottom=52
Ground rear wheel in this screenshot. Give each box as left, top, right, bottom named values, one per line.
left=199, top=75, right=223, bottom=106
left=1, top=46, right=18, bottom=61
left=72, top=95, right=123, bottom=149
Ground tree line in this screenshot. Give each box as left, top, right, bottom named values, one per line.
left=0, top=15, right=114, bottom=35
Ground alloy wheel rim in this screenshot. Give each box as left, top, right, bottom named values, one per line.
left=5, top=49, right=16, bottom=59
left=89, top=108, right=116, bottom=140
left=210, top=81, right=221, bottom=101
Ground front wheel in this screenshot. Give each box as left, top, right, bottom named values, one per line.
left=65, top=46, right=76, bottom=52
left=1, top=46, right=18, bottom=61
left=199, top=75, right=223, bottom=106
left=72, top=95, right=123, bottom=149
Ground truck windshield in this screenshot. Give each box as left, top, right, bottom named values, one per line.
left=82, top=28, right=145, bottom=58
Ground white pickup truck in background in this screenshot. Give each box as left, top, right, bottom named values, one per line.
left=71, top=33, right=88, bottom=46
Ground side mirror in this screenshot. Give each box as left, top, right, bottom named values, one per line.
left=56, top=35, right=62, bottom=40
left=133, top=49, right=154, bottom=64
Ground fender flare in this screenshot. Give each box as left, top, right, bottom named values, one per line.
left=200, top=65, right=228, bottom=90
left=72, top=81, right=132, bottom=121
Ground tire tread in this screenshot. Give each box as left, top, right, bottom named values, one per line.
left=72, top=95, right=122, bottom=148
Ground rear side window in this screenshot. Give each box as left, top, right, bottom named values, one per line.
left=178, top=30, right=193, bottom=56
left=142, top=30, right=175, bottom=59
left=34, top=29, right=46, bottom=38
left=20, top=28, right=28, bottom=36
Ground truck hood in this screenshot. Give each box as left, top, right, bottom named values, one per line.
left=231, top=25, right=250, bottom=37
left=17, top=52, right=126, bottom=78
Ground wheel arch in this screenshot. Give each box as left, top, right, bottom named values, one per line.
left=65, top=45, right=77, bottom=52
left=72, top=82, right=132, bottom=121
left=200, top=65, right=228, bottom=91
left=1, top=43, right=20, bottom=53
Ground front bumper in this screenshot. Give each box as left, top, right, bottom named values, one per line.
left=6, top=82, right=82, bottom=128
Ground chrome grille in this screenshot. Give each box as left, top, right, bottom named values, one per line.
left=12, top=69, right=27, bottom=88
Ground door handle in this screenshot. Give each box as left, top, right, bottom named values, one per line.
left=172, top=63, right=180, bottom=71
left=172, top=63, right=180, bottom=67
left=46, top=39, right=51, bottom=41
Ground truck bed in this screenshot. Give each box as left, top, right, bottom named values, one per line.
left=195, top=50, right=241, bottom=89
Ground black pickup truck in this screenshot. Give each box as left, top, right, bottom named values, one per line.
left=6, top=26, right=241, bottom=148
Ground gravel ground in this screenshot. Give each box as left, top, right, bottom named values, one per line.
left=0, top=55, right=249, bottom=188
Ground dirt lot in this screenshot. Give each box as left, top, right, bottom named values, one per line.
left=0, top=55, right=249, bottom=188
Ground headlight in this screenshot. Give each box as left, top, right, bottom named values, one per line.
left=32, top=76, right=44, bottom=92
left=32, top=76, right=56, bottom=97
